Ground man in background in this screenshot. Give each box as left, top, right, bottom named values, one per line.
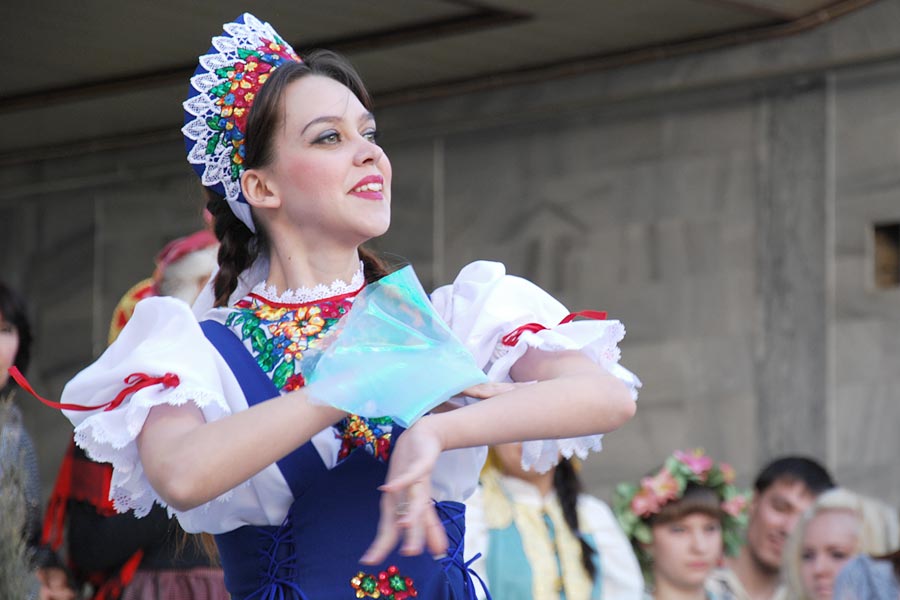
left=708, top=456, right=835, bottom=600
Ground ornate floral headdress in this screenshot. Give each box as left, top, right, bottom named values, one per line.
left=182, top=13, right=302, bottom=232
left=612, top=449, right=750, bottom=570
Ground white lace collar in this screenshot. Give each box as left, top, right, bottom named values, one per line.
left=250, top=261, right=365, bottom=304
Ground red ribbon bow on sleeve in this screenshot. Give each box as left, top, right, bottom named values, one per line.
left=8, top=366, right=180, bottom=412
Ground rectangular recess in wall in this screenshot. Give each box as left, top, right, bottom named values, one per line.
left=874, top=222, right=900, bottom=289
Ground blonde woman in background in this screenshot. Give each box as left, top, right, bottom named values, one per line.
left=782, top=488, right=899, bottom=600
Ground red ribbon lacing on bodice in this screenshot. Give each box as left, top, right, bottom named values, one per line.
left=500, top=309, right=609, bottom=347
left=7, top=366, right=180, bottom=412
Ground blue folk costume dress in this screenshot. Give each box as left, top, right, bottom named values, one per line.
left=58, top=261, right=640, bottom=599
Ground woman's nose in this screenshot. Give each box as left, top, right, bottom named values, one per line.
left=811, top=556, right=831, bottom=576
left=689, top=531, right=706, bottom=551
left=353, top=136, right=382, bottom=165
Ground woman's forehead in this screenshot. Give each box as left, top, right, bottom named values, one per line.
left=282, top=75, right=369, bottom=124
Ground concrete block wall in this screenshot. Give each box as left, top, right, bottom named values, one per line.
left=2, top=0, right=900, bottom=508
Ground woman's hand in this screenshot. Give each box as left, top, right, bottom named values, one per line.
left=360, top=416, right=448, bottom=564
left=460, top=381, right=528, bottom=399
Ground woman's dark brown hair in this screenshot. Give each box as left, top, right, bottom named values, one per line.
left=647, top=483, right=723, bottom=526
left=554, top=458, right=598, bottom=581
left=207, top=50, right=387, bottom=308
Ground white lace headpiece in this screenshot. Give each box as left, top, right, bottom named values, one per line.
left=182, top=13, right=302, bottom=233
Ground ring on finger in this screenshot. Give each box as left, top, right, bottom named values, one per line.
left=395, top=502, right=410, bottom=518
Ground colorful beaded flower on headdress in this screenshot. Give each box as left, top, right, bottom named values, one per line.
left=182, top=13, right=302, bottom=231
left=612, top=449, right=750, bottom=571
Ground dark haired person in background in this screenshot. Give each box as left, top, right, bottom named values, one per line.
left=0, top=281, right=74, bottom=600
left=708, top=456, right=836, bottom=600
left=466, top=442, right=643, bottom=599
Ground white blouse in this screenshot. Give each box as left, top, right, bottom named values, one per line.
left=61, top=261, right=640, bottom=534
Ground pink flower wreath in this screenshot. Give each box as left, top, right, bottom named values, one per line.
left=612, top=448, right=750, bottom=570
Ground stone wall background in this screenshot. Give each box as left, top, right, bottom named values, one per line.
left=2, top=1, right=899, bottom=506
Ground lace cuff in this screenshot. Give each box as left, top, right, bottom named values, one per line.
left=61, top=297, right=234, bottom=515
left=72, top=386, right=231, bottom=516
left=495, top=319, right=641, bottom=473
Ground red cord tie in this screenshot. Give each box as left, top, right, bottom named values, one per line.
left=8, top=366, right=180, bottom=412
left=500, top=310, right=609, bottom=347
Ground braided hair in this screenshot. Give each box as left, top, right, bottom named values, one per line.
left=554, top=458, right=598, bottom=581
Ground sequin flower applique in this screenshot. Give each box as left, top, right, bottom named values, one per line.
left=351, top=565, right=418, bottom=599
left=334, top=414, right=394, bottom=463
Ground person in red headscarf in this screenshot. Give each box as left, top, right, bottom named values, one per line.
left=42, top=230, right=226, bottom=600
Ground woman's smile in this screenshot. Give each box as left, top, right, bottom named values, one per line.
left=349, top=174, right=384, bottom=200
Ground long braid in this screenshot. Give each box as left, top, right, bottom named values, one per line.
left=359, top=246, right=391, bottom=282
left=554, top=458, right=598, bottom=581
left=204, top=189, right=260, bottom=307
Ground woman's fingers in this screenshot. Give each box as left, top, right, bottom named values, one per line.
left=399, top=481, right=429, bottom=555
left=424, top=503, right=449, bottom=557
left=360, top=493, right=401, bottom=564
left=361, top=484, right=447, bottom=563
left=365, top=419, right=448, bottom=562
left=461, top=381, right=524, bottom=399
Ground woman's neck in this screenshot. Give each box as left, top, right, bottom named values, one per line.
left=652, top=576, right=708, bottom=600
left=264, top=237, right=362, bottom=294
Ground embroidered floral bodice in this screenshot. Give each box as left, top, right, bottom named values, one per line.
left=224, top=266, right=395, bottom=464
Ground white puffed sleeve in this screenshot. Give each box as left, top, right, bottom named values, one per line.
left=431, top=261, right=641, bottom=473
left=62, top=298, right=236, bottom=522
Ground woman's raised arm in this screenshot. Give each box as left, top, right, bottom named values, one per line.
left=361, top=346, right=636, bottom=563
left=137, top=390, right=345, bottom=511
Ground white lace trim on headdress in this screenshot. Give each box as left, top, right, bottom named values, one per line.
left=250, top=261, right=365, bottom=304
left=182, top=13, right=299, bottom=233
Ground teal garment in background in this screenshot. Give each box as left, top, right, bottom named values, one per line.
left=302, top=265, right=488, bottom=426
left=582, top=533, right=603, bottom=600
left=486, top=522, right=533, bottom=600
left=485, top=521, right=602, bottom=600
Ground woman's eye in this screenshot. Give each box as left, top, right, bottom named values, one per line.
left=830, top=550, right=848, bottom=560
left=801, top=550, right=815, bottom=561
left=363, top=129, right=379, bottom=143
left=315, top=131, right=340, bottom=144
left=0, top=323, right=14, bottom=334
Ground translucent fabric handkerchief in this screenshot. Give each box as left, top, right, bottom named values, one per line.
left=302, top=265, right=487, bottom=427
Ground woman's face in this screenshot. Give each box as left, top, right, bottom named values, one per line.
left=0, top=310, right=20, bottom=389
left=799, top=509, right=860, bottom=600
left=257, top=74, right=392, bottom=249
left=650, top=512, right=723, bottom=592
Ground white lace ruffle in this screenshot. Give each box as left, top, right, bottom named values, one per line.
left=59, top=297, right=252, bottom=523
left=73, top=385, right=232, bottom=516
left=182, top=13, right=297, bottom=207
left=431, top=261, right=641, bottom=475
left=251, top=261, right=365, bottom=304
left=522, top=437, right=605, bottom=474
left=507, top=322, right=641, bottom=473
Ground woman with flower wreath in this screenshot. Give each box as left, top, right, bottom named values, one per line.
left=613, top=449, right=750, bottom=600
left=12, top=13, right=641, bottom=600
